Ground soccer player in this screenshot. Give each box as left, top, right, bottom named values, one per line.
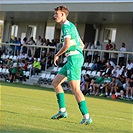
left=51, top=5, right=92, bottom=125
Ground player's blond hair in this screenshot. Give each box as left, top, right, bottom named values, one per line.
left=54, top=5, right=69, bottom=17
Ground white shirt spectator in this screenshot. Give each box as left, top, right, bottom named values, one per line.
left=116, top=68, right=123, bottom=78
left=126, top=62, right=133, bottom=70
left=118, top=47, right=126, bottom=57
left=87, top=44, right=95, bottom=56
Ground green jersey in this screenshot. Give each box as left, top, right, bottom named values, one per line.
left=59, top=21, right=84, bottom=80
left=61, top=20, right=82, bottom=56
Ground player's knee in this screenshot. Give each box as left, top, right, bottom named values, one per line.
left=72, top=89, right=81, bottom=95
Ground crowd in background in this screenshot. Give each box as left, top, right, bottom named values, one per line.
left=0, top=36, right=133, bottom=100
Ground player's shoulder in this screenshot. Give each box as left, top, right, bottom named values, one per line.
left=63, top=20, right=75, bottom=28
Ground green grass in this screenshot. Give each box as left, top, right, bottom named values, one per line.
left=0, top=82, right=132, bottom=133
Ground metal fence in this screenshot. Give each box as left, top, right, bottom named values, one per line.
left=0, top=43, right=133, bottom=69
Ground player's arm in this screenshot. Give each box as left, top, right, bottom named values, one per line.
left=79, top=38, right=85, bottom=50
left=54, top=37, right=70, bottom=66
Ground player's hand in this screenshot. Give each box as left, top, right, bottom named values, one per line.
left=54, top=55, right=59, bottom=66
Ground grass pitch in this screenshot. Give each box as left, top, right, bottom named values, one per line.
left=0, top=82, right=132, bottom=133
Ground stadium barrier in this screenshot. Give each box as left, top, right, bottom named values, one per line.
left=0, top=43, right=133, bottom=69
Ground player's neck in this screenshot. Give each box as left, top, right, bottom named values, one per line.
left=60, top=18, right=67, bottom=25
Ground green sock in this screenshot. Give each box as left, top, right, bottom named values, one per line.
left=56, top=93, right=66, bottom=109
left=78, top=100, right=89, bottom=115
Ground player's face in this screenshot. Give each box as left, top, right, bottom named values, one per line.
left=53, top=10, right=63, bottom=23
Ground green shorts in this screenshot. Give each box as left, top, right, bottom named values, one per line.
left=58, top=54, right=84, bottom=81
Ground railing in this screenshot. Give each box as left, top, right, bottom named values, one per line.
left=0, top=43, right=133, bottom=69
left=84, top=48, right=133, bottom=65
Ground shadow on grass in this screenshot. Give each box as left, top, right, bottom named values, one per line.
left=1, top=81, right=132, bottom=105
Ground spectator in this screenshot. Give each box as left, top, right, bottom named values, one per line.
left=118, top=42, right=126, bottom=66
left=104, top=62, right=112, bottom=76
left=126, top=60, right=133, bottom=71
left=27, top=37, right=36, bottom=57
left=16, top=66, right=24, bottom=82
left=109, top=76, right=123, bottom=97
left=31, top=58, right=41, bottom=76
left=91, top=56, right=102, bottom=71
left=21, top=37, right=27, bottom=54
left=100, top=57, right=107, bottom=70
left=115, top=65, right=123, bottom=78
left=14, top=37, right=21, bottom=55
left=93, top=71, right=104, bottom=96
left=110, top=43, right=118, bottom=64
left=35, top=36, right=43, bottom=58
left=81, top=74, right=92, bottom=95
left=125, top=77, right=133, bottom=99
left=105, top=39, right=113, bottom=60
left=86, top=42, right=95, bottom=63
left=100, top=74, right=112, bottom=97
left=10, top=62, right=18, bottom=82
left=94, top=41, right=102, bottom=61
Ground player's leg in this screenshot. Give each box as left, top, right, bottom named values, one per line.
left=51, top=65, right=68, bottom=119
left=69, top=80, right=92, bottom=124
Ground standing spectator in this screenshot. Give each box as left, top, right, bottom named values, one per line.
left=27, top=37, right=36, bottom=57
left=105, top=39, right=113, bottom=60
left=94, top=41, right=102, bottom=61
left=86, top=42, right=95, bottom=63
left=35, top=36, right=42, bottom=58
left=14, top=37, right=21, bottom=55
left=21, top=37, right=27, bottom=54
left=118, top=42, right=126, bottom=66
left=110, top=43, right=118, bottom=64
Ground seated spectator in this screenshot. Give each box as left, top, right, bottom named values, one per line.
left=115, top=65, right=123, bottom=78
left=93, top=71, right=104, bottom=96
left=100, top=74, right=112, bottom=97
left=22, top=58, right=29, bottom=71
left=10, top=62, right=18, bottom=82
left=81, top=74, right=92, bottom=95
left=125, top=77, right=133, bottom=99
left=91, top=56, right=102, bottom=71
left=106, top=59, right=116, bottom=69
left=109, top=76, right=123, bottom=97
left=31, top=58, right=41, bottom=76
left=16, top=66, right=24, bottom=82
left=100, top=57, right=107, bottom=70
left=104, top=63, right=112, bottom=76
left=126, top=60, right=133, bottom=71
left=111, top=66, right=117, bottom=77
